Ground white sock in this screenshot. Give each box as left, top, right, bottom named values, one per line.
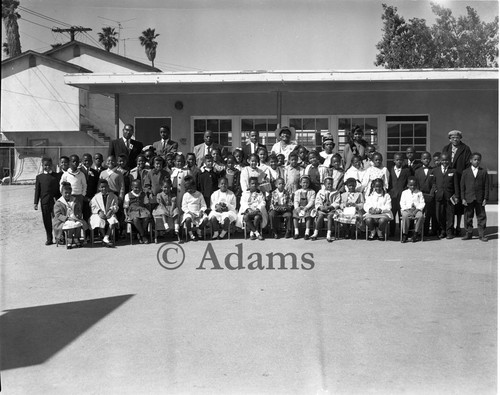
left=255, top=231, right=260, bottom=237
left=219, top=230, right=227, bottom=238
left=312, top=230, right=318, bottom=237
left=305, top=229, right=310, bottom=236
left=326, top=230, right=331, bottom=238
left=294, top=228, right=299, bottom=235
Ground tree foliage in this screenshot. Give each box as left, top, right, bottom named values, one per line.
left=375, top=3, right=498, bottom=68
left=2, top=0, right=22, bottom=58
left=139, top=28, right=159, bottom=67
left=98, top=27, right=119, bottom=52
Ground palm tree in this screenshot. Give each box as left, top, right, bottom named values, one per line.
left=139, top=28, right=159, bottom=67
left=98, top=27, right=118, bottom=52
left=2, top=0, right=22, bottom=58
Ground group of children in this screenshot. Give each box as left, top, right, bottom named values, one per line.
left=34, top=140, right=490, bottom=248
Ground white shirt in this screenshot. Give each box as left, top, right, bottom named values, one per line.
left=472, top=166, right=478, bottom=177
left=400, top=189, right=425, bottom=211
left=394, top=167, right=401, bottom=177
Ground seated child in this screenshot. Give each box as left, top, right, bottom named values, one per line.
left=181, top=175, right=208, bottom=241
left=293, top=175, right=316, bottom=240
left=268, top=177, right=293, bottom=239
left=209, top=177, right=238, bottom=240
left=153, top=178, right=180, bottom=239
left=89, top=179, right=119, bottom=247
left=400, top=177, right=425, bottom=243
left=124, top=179, right=152, bottom=244
left=238, top=177, right=268, bottom=240
left=311, top=176, right=341, bottom=242
left=363, top=178, right=393, bottom=240
left=338, top=177, right=365, bottom=239
left=53, top=182, right=88, bottom=249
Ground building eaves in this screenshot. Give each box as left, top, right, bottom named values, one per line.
left=1, top=50, right=92, bottom=73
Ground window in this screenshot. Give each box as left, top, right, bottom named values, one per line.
left=386, top=116, right=429, bottom=160
left=240, top=118, right=278, bottom=152
left=288, top=117, right=329, bottom=151
left=337, top=117, right=378, bottom=155
left=193, top=118, right=233, bottom=151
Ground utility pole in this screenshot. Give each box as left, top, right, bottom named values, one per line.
left=52, top=26, right=92, bottom=42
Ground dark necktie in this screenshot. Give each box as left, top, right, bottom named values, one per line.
left=103, top=194, right=107, bottom=208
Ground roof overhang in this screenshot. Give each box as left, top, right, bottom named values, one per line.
left=64, top=68, right=499, bottom=94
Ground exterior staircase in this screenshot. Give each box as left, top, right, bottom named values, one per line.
left=83, top=125, right=111, bottom=145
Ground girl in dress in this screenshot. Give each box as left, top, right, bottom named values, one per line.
left=238, top=177, right=268, bottom=240
left=170, top=153, right=189, bottom=212
left=240, top=153, right=271, bottom=195
left=292, top=175, right=316, bottom=240
left=209, top=177, right=238, bottom=240
left=53, top=182, right=88, bottom=249
left=210, top=147, right=227, bottom=175
left=153, top=178, right=180, bottom=237
left=283, top=152, right=303, bottom=195
left=362, top=152, right=390, bottom=194
left=233, top=148, right=246, bottom=170
left=363, top=178, right=393, bottom=240
left=225, top=155, right=241, bottom=209
left=338, top=177, right=365, bottom=239
left=181, top=176, right=208, bottom=241
left=343, top=154, right=366, bottom=193
left=124, top=179, right=152, bottom=244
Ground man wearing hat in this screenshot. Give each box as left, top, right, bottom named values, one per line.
left=320, top=133, right=336, bottom=167
left=242, top=130, right=266, bottom=161
left=442, top=130, right=472, bottom=236
left=271, top=126, right=297, bottom=161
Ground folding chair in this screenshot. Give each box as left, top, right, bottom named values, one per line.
left=400, top=212, right=425, bottom=242
left=126, top=219, right=153, bottom=244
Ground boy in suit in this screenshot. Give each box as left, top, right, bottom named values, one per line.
left=414, top=151, right=437, bottom=236
left=34, top=158, right=61, bottom=245
left=460, top=153, right=489, bottom=241
left=403, top=147, right=422, bottom=175
left=432, top=153, right=459, bottom=239
left=242, top=130, right=266, bottom=162
left=388, top=152, right=411, bottom=237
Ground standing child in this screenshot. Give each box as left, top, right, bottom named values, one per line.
left=400, top=177, right=425, bottom=243
left=303, top=151, right=329, bottom=193
left=403, top=147, right=422, bottom=175
left=185, top=152, right=201, bottom=186
left=267, top=154, right=284, bottom=191
left=432, top=152, right=442, bottom=168
left=344, top=155, right=366, bottom=193
left=89, top=179, right=119, bottom=247
left=211, top=147, right=227, bottom=174
left=297, top=146, right=309, bottom=169
left=414, top=151, right=437, bottom=236
left=311, top=176, right=341, bottom=242
left=100, top=156, right=125, bottom=202
left=277, top=154, right=286, bottom=167
left=240, top=154, right=270, bottom=195
left=292, top=175, right=316, bottom=240
left=363, top=144, right=377, bottom=169
left=388, top=152, right=411, bottom=237
left=34, top=157, right=61, bottom=245
left=238, top=177, right=268, bottom=240
left=170, top=153, right=189, bottom=212
left=60, top=154, right=87, bottom=208
left=124, top=179, right=152, bottom=244
left=283, top=152, right=303, bottom=195
left=181, top=176, right=208, bottom=241
left=92, top=153, right=107, bottom=174
left=53, top=182, right=88, bottom=248
left=117, top=154, right=133, bottom=194
left=362, top=152, right=389, bottom=193
left=363, top=178, right=393, bottom=240
left=329, top=154, right=345, bottom=192
left=233, top=148, right=247, bottom=170
left=209, top=177, right=238, bottom=240
left=460, top=152, right=489, bottom=241
left=198, top=155, right=220, bottom=209
left=268, top=177, right=293, bottom=239
left=338, top=177, right=365, bottom=239
left=130, top=154, right=149, bottom=191
left=432, top=153, right=459, bottom=239
left=144, top=156, right=171, bottom=205
left=153, top=178, right=180, bottom=239
left=225, top=155, right=242, bottom=209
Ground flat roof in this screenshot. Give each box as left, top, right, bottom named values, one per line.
left=65, top=68, right=498, bottom=87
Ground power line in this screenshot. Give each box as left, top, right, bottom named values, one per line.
left=18, top=5, right=73, bottom=28
left=20, top=18, right=53, bottom=30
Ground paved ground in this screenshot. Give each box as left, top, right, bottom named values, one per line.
left=0, top=185, right=497, bottom=394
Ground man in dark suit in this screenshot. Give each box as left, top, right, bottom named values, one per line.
left=242, top=130, right=266, bottom=161
left=193, top=130, right=226, bottom=167
left=414, top=151, right=436, bottom=236
left=432, top=153, right=459, bottom=239
left=442, top=130, right=472, bottom=236
left=388, top=152, right=411, bottom=237
left=403, top=147, right=422, bottom=175
left=152, top=125, right=179, bottom=159
left=460, top=152, right=489, bottom=241
left=34, top=157, right=61, bottom=245
left=108, top=124, right=144, bottom=170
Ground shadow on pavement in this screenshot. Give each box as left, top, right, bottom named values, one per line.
left=0, top=294, right=134, bottom=371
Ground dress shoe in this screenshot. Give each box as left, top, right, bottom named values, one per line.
left=480, top=236, right=488, bottom=242
left=45, top=240, right=54, bottom=246
left=401, top=234, right=408, bottom=243
left=455, top=228, right=462, bottom=237
left=438, top=232, right=446, bottom=239
left=258, top=235, right=265, bottom=241
left=293, top=234, right=299, bottom=240
left=272, top=231, right=279, bottom=239
left=285, top=231, right=292, bottom=239
left=412, top=234, right=420, bottom=243
left=462, top=233, right=472, bottom=240
left=446, top=234, right=454, bottom=239
left=304, top=234, right=310, bottom=240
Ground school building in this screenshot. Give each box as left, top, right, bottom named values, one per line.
left=64, top=68, right=498, bottom=199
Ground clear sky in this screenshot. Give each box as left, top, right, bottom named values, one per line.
left=3, top=0, right=498, bottom=71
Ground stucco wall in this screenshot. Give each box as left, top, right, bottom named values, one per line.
left=1, top=62, right=80, bottom=132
